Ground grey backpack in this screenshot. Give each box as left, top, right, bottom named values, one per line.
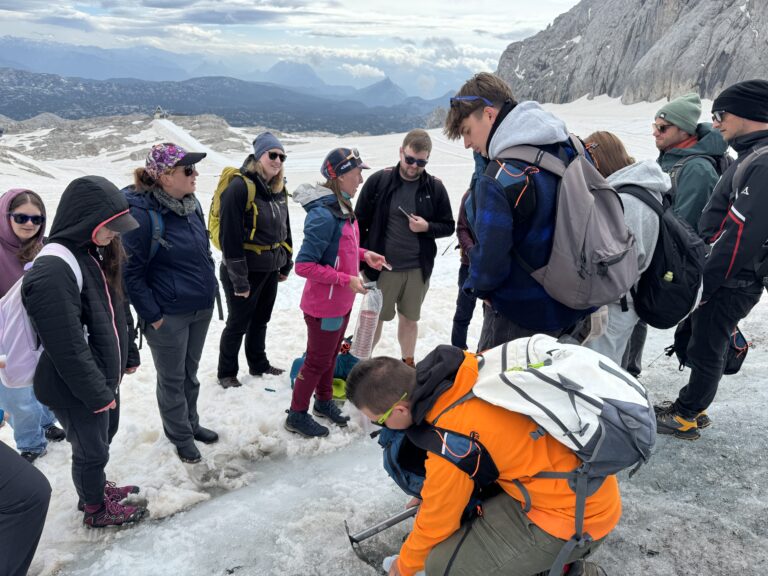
left=497, top=135, right=638, bottom=310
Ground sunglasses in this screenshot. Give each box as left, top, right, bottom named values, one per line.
left=652, top=122, right=674, bottom=134
left=403, top=154, right=428, bottom=168
left=9, top=213, right=45, bottom=226
left=182, top=165, right=196, bottom=177
left=374, top=392, right=408, bottom=426
left=712, top=109, right=727, bottom=123
left=268, top=151, right=287, bottom=162
left=450, top=95, right=494, bottom=108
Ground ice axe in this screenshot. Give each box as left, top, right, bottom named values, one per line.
left=344, top=506, right=418, bottom=573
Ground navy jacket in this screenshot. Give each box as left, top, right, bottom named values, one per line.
left=122, top=188, right=217, bottom=324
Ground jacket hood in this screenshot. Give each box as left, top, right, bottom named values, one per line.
left=293, top=182, right=354, bottom=217
left=48, top=176, right=130, bottom=247
left=607, top=160, right=670, bottom=200
left=410, top=345, right=467, bottom=425
left=659, top=122, right=729, bottom=161
left=489, top=101, right=570, bottom=160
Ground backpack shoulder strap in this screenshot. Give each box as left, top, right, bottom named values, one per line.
left=147, top=209, right=169, bottom=261
left=669, top=154, right=717, bottom=197
left=494, top=145, right=567, bottom=177
left=731, top=145, right=768, bottom=197
left=37, top=243, right=83, bottom=291
left=616, top=185, right=664, bottom=218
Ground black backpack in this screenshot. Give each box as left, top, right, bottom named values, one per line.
left=666, top=319, right=751, bottom=375
left=618, top=185, right=707, bottom=329
left=669, top=153, right=734, bottom=199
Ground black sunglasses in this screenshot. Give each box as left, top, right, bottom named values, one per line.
left=268, top=151, right=287, bottom=162
left=403, top=154, right=428, bottom=168
left=450, top=95, right=494, bottom=108
left=9, top=212, right=45, bottom=226
left=182, top=165, right=196, bottom=177
left=712, top=110, right=727, bottom=123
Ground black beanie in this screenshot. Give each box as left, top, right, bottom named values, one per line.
left=712, top=79, right=768, bottom=122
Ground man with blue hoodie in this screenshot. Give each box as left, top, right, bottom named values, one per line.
left=443, top=72, right=590, bottom=350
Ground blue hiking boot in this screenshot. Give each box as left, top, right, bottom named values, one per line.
left=285, top=410, right=329, bottom=438
left=312, top=398, right=350, bottom=427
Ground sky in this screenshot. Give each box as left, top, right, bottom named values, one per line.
left=0, top=1, right=581, bottom=97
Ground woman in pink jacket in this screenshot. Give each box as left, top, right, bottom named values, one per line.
left=286, top=148, right=386, bottom=438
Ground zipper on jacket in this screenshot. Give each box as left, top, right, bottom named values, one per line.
left=329, top=254, right=339, bottom=300
left=90, top=254, right=122, bottom=387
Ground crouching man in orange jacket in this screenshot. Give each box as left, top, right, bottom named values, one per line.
left=345, top=346, right=621, bottom=576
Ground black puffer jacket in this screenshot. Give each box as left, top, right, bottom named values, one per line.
left=22, top=176, right=130, bottom=411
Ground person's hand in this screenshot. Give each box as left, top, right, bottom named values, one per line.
left=348, top=276, right=368, bottom=295
left=94, top=400, right=117, bottom=413
left=151, top=318, right=164, bottom=330
left=125, top=366, right=139, bottom=375
left=364, top=251, right=389, bottom=271
left=405, top=497, right=421, bottom=509
left=408, top=215, right=429, bottom=233
left=235, top=290, right=251, bottom=298
left=389, top=559, right=402, bottom=576
left=278, top=274, right=289, bottom=282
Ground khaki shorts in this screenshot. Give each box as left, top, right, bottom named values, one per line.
left=376, top=268, right=430, bottom=322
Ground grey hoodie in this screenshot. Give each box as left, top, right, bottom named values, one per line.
left=488, top=101, right=570, bottom=159
left=608, top=160, right=671, bottom=279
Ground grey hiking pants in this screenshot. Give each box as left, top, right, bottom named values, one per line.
left=144, top=308, right=213, bottom=449
left=425, top=491, right=604, bottom=576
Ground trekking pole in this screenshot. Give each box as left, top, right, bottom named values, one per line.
left=344, top=506, right=418, bottom=545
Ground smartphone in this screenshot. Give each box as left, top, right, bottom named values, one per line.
left=398, top=205, right=415, bottom=220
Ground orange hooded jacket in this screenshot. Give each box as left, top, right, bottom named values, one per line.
left=397, top=350, right=622, bottom=576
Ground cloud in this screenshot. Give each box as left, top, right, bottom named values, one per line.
left=341, top=63, right=385, bottom=79
left=165, top=23, right=220, bottom=41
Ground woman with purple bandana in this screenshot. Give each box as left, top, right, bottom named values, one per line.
left=122, top=143, right=219, bottom=464
left=0, top=188, right=66, bottom=463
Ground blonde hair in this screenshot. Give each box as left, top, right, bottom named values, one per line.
left=584, top=131, right=635, bottom=178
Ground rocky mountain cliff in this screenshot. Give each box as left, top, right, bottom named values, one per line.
left=497, top=0, right=767, bottom=103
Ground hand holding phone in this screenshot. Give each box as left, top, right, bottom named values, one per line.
left=398, top=205, right=416, bottom=220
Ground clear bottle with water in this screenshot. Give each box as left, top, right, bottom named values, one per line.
left=350, top=287, right=383, bottom=359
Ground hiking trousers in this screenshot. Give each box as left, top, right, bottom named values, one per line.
left=290, top=313, right=350, bottom=412
left=0, top=441, right=51, bottom=576
left=218, top=265, right=279, bottom=377
left=54, top=399, right=119, bottom=506
left=477, top=305, right=561, bottom=352
left=144, top=308, right=212, bottom=449
left=676, top=281, right=762, bottom=418
left=451, top=263, right=478, bottom=350
left=425, top=490, right=604, bottom=576
left=621, top=321, right=647, bottom=377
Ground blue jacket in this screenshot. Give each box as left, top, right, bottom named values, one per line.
left=121, top=187, right=217, bottom=323
left=466, top=101, right=589, bottom=332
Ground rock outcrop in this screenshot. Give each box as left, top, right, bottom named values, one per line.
left=496, top=0, right=767, bottom=103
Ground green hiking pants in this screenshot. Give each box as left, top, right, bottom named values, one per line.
left=425, top=491, right=604, bottom=576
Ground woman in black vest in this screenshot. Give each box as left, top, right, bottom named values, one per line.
left=22, top=175, right=147, bottom=527
left=216, top=132, right=293, bottom=388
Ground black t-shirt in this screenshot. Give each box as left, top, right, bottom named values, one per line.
left=384, top=179, right=421, bottom=270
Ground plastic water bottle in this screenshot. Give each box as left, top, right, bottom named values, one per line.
left=350, top=287, right=383, bottom=359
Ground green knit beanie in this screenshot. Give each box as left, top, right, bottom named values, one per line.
left=656, top=93, right=701, bottom=135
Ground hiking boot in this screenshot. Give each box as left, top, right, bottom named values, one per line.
left=20, top=449, right=46, bottom=463
left=193, top=426, right=219, bottom=444
left=218, top=376, right=242, bottom=389
left=402, top=357, right=416, bottom=368
left=78, top=481, right=141, bottom=511
left=177, top=444, right=202, bottom=464
left=284, top=410, right=329, bottom=438
left=655, top=400, right=710, bottom=429
left=250, top=365, right=285, bottom=376
left=83, top=499, right=148, bottom=528
left=312, top=398, right=350, bottom=427
left=655, top=402, right=700, bottom=440
left=44, top=424, right=66, bottom=442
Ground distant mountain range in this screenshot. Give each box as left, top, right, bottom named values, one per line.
left=496, top=0, right=768, bottom=103
left=0, top=67, right=450, bottom=135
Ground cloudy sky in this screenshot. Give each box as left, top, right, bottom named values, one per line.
left=0, top=1, right=581, bottom=97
